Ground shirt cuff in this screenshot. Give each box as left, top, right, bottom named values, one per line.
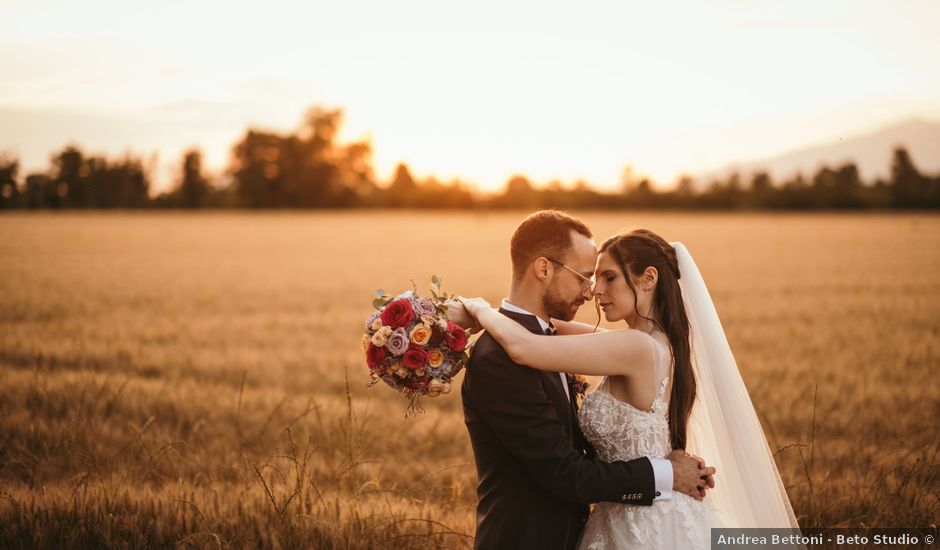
left=649, top=457, right=673, bottom=501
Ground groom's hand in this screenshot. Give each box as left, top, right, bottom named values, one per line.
left=668, top=450, right=717, bottom=501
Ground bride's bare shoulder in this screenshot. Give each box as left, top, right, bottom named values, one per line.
left=595, top=328, right=658, bottom=367
left=606, top=327, right=658, bottom=345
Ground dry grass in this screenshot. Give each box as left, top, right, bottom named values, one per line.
left=0, top=210, right=938, bottom=548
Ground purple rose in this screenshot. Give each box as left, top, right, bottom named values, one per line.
left=412, top=298, right=437, bottom=317
left=385, top=327, right=410, bottom=356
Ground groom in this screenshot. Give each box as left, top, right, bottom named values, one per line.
left=457, top=210, right=714, bottom=550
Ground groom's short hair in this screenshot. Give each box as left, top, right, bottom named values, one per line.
left=510, top=210, right=592, bottom=282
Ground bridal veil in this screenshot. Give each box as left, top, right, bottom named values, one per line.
left=672, top=242, right=800, bottom=530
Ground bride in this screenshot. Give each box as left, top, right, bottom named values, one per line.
left=457, top=229, right=799, bottom=549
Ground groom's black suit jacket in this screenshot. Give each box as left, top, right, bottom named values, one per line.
left=462, top=308, right=656, bottom=550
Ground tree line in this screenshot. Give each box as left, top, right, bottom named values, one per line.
left=2, top=106, right=939, bottom=210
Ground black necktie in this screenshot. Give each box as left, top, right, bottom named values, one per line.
left=545, top=321, right=557, bottom=336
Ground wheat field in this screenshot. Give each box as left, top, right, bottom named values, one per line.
left=0, top=211, right=938, bottom=549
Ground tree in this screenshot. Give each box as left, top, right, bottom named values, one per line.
left=44, top=146, right=149, bottom=208
left=497, top=175, right=537, bottom=208
left=336, top=141, right=376, bottom=201
left=619, top=165, right=640, bottom=193
left=389, top=163, right=416, bottom=190
left=51, top=146, right=85, bottom=207
left=811, top=166, right=840, bottom=208
left=699, top=173, right=745, bottom=209
left=385, top=163, right=417, bottom=207
left=747, top=172, right=774, bottom=209
left=833, top=163, right=863, bottom=208
left=890, top=146, right=929, bottom=208
left=411, top=175, right=475, bottom=208
left=0, top=155, right=18, bottom=209
left=231, top=130, right=284, bottom=208
left=624, top=179, right=656, bottom=208
left=179, top=149, right=209, bottom=208
left=24, top=174, right=59, bottom=209
left=230, top=107, right=373, bottom=208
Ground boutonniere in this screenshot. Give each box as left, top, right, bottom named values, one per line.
left=566, top=373, right=590, bottom=404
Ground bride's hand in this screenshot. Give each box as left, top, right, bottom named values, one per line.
left=445, top=299, right=483, bottom=334
left=457, top=296, right=492, bottom=318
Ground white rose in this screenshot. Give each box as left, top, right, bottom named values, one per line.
left=371, top=326, right=393, bottom=346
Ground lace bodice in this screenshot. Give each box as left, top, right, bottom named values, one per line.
left=578, top=336, right=673, bottom=462
left=575, top=335, right=724, bottom=550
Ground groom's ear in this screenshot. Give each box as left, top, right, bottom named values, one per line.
left=533, top=257, right=553, bottom=282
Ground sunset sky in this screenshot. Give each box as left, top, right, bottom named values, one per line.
left=2, top=0, right=939, bottom=192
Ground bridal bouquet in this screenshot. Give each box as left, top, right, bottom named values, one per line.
left=362, top=276, right=469, bottom=415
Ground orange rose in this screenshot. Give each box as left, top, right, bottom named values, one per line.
left=428, top=349, right=445, bottom=368
left=409, top=324, right=432, bottom=346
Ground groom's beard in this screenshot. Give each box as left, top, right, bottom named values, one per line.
left=543, top=285, right=584, bottom=322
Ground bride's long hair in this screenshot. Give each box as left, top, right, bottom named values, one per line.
left=599, top=229, right=695, bottom=451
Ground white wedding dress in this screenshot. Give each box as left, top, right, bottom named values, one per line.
left=574, top=242, right=801, bottom=548
left=577, top=337, right=724, bottom=550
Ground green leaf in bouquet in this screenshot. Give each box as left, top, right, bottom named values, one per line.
left=372, top=298, right=388, bottom=310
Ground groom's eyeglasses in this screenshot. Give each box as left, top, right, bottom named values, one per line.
left=545, top=257, right=596, bottom=290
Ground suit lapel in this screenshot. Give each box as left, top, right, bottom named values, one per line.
left=497, top=308, right=544, bottom=335
left=497, top=308, right=574, bottom=429
left=545, top=369, right=571, bottom=412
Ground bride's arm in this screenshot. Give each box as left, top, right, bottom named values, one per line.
left=447, top=299, right=605, bottom=336
left=460, top=297, right=652, bottom=377
left=552, top=319, right=608, bottom=335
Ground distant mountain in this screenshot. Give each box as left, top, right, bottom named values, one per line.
left=699, top=118, right=940, bottom=185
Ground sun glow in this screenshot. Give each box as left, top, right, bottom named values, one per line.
left=1, top=0, right=939, bottom=192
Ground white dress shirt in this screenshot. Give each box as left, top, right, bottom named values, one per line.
left=499, top=298, right=673, bottom=502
